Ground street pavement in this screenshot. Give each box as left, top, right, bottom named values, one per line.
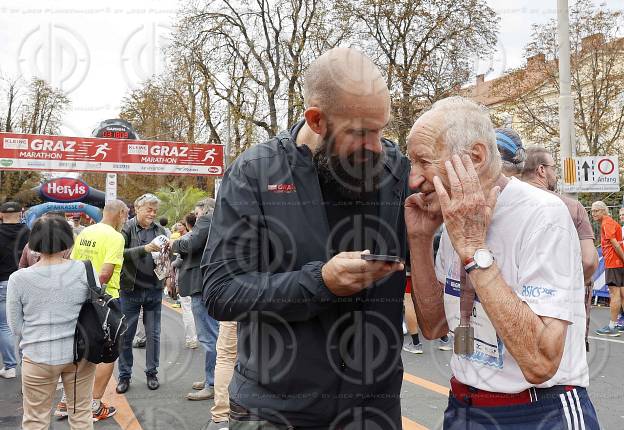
left=1, top=301, right=623, bottom=429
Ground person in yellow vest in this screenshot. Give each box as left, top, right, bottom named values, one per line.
left=54, top=200, right=129, bottom=422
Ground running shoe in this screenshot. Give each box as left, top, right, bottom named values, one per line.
left=93, top=403, right=117, bottom=422
left=54, top=401, right=68, bottom=419
left=595, top=325, right=621, bottom=337
left=402, top=341, right=424, bottom=354
left=437, top=335, right=453, bottom=351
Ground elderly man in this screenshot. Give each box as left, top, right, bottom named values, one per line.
left=407, top=97, right=599, bottom=429
left=592, top=201, right=624, bottom=337
left=203, top=47, right=409, bottom=428
left=117, top=193, right=168, bottom=393
left=521, top=146, right=599, bottom=350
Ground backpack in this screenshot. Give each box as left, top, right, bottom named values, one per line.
left=73, top=260, right=127, bottom=364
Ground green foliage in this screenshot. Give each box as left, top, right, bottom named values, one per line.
left=155, top=186, right=208, bottom=223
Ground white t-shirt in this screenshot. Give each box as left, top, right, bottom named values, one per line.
left=435, top=177, right=588, bottom=393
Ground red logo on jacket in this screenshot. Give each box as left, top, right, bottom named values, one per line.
left=267, top=183, right=296, bottom=193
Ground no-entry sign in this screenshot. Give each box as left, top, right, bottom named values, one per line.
left=0, top=132, right=224, bottom=176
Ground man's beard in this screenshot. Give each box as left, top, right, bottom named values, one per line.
left=312, top=127, right=385, bottom=201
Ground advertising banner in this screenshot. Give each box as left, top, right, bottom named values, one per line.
left=0, top=132, right=224, bottom=176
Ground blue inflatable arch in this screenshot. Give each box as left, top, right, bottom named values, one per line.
left=25, top=202, right=102, bottom=228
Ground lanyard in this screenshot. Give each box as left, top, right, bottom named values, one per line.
left=459, top=266, right=476, bottom=326
left=454, top=174, right=508, bottom=354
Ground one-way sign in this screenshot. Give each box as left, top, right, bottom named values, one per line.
left=563, top=156, right=619, bottom=193
left=581, top=161, right=590, bottom=181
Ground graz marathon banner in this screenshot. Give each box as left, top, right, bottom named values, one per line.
left=0, top=132, right=224, bottom=176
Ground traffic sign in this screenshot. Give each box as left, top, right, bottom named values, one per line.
left=105, top=173, right=117, bottom=202
left=562, top=156, right=619, bottom=192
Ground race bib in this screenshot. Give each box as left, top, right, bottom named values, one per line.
left=444, top=258, right=504, bottom=369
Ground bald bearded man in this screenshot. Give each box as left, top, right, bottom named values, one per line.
left=202, top=48, right=410, bottom=429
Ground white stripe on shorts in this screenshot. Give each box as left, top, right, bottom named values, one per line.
left=560, top=393, right=573, bottom=430
left=567, top=391, right=580, bottom=430
left=572, top=389, right=586, bottom=430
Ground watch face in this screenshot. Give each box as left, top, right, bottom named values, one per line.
left=474, top=249, right=494, bottom=268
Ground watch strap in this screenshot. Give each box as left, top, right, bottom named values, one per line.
left=464, top=257, right=478, bottom=273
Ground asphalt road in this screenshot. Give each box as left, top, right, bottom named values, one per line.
left=1, top=301, right=622, bottom=429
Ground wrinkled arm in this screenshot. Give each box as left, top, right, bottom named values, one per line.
left=468, top=265, right=568, bottom=385
left=465, top=220, right=577, bottom=385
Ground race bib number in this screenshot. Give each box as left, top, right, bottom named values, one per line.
left=444, top=259, right=504, bottom=369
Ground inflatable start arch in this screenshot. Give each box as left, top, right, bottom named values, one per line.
left=25, top=202, right=102, bottom=228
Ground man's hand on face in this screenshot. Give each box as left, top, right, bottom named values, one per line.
left=433, top=154, right=499, bottom=261
left=404, top=174, right=444, bottom=239
left=321, top=250, right=404, bottom=297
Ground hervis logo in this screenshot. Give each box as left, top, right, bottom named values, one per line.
left=41, top=177, right=90, bottom=203
left=0, top=159, right=13, bottom=167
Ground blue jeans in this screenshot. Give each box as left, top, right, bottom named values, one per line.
left=0, top=281, right=17, bottom=370
left=118, top=288, right=163, bottom=379
left=191, top=294, right=218, bottom=388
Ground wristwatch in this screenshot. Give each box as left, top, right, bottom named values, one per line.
left=464, top=249, right=495, bottom=273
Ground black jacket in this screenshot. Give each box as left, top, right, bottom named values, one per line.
left=202, top=124, right=410, bottom=427
left=0, top=223, right=30, bottom=281
left=172, top=214, right=212, bottom=297
left=120, top=218, right=167, bottom=292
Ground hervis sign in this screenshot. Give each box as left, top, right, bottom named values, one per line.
left=40, top=178, right=90, bottom=203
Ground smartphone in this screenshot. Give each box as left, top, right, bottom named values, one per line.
left=361, top=253, right=403, bottom=263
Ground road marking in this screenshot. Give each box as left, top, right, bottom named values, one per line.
left=403, top=372, right=449, bottom=396
left=402, top=416, right=430, bottom=430
left=103, top=375, right=143, bottom=430
left=588, top=335, right=624, bottom=344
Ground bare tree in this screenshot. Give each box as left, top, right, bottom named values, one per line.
left=179, top=0, right=344, bottom=140
left=337, top=0, right=498, bottom=150
left=120, top=76, right=193, bottom=142
left=19, top=78, right=70, bottom=135
left=0, top=76, right=23, bottom=132
left=492, top=0, right=624, bottom=158
left=0, top=77, right=69, bottom=200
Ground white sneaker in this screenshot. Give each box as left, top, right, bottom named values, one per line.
left=437, top=336, right=452, bottom=351
left=402, top=341, right=424, bottom=354
left=0, top=367, right=16, bottom=378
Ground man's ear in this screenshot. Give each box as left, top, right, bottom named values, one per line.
left=469, top=142, right=489, bottom=172
left=304, top=107, right=326, bottom=136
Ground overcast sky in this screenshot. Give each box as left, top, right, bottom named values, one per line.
left=0, top=0, right=622, bottom=136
